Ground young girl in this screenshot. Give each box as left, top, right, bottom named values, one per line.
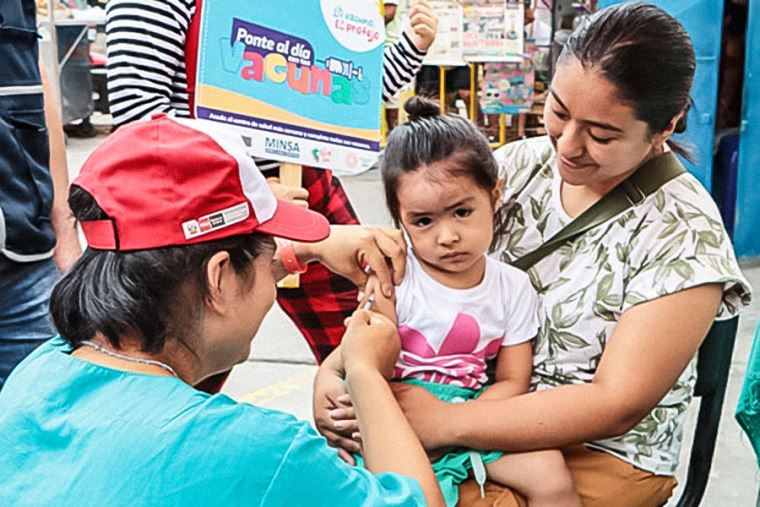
left=316, top=97, right=581, bottom=506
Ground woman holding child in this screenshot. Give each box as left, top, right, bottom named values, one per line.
left=0, top=3, right=751, bottom=506
left=316, top=3, right=751, bottom=505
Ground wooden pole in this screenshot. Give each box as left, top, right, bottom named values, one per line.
left=277, top=163, right=303, bottom=289
left=439, top=66, right=446, bottom=113
left=381, top=103, right=387, bottom=147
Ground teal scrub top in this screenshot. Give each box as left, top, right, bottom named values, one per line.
left=0, top=338, right=424, bottom=506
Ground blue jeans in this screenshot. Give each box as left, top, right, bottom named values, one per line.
left=0, top=259, right=58, bottom=390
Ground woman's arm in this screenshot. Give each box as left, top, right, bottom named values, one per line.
left=393, top=284, right=722, bottom=452
left=382, top=0, right=437, bottom=102
left=106, top=0, right=190, bottom=126
left=289, top=225, right=408, bottom=296
left=313, top=274, right=399, bottom=461
left=342, top=310, right=444, bottom=506
left=477, top=341, right=532, bottom=401
left=40, top=63, right=81, bottom=273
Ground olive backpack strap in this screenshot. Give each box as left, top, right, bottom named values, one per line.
left=512, top=152, right=686, bottom=271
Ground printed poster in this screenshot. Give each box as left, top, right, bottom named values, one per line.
left=462, top=0, right=524, bottom=62
left=423, top=0, right=465, bottom=67
left=479, top=43, right=537, bottom=114
left=194, top=0, right=385, bottom=174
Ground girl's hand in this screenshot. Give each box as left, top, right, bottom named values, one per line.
left=313, top=364, right=361, bottom=464
left=391, top=382, right=453, bottom=451
left=297, top=225, right=407, bottom=298
left=406, top=0, right=438, bottom=52
left=342, top=309, right=400, bottom=380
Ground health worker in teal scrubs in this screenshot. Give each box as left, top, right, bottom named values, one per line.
left=0, top=116, right=444, bottom=506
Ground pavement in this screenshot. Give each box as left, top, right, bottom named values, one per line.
left=66, top=128, right=759, bottom=506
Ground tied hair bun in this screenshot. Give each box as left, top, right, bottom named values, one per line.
left=404, top=96, right=440, bottom=122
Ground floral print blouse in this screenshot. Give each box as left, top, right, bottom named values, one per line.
left=493, top=136, right=751, bottom=474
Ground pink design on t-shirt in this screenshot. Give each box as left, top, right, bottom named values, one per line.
left=395, top=312, right=504, bottom=389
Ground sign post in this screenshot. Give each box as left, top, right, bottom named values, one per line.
left=278, top=163, right=303, bottom=289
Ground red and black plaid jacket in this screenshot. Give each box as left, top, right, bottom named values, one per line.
left=274, top=167, right=360, bottom=363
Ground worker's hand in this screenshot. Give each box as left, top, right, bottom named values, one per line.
left=313, top=359, right=361, bottom=465
left=405, top=0, right=438, bottom=52
left=358, top=274, right=398, bottom=326
left=296, top=225, right=407, bottom=298
left=266, top=177, right=310, bottom=208
left=342, top=309, right=400, bottom=380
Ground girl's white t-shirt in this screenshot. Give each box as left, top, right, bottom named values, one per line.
left=394, top=248, right=540, bottom=390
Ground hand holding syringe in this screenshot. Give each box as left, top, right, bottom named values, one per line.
left=358, top=270, right=398, bottom=325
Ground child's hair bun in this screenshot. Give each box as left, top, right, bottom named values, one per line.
left=404, top=96, right=440, bottom=122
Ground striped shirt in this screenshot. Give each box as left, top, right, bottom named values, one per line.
left=106, top=0, right=425, bottom=128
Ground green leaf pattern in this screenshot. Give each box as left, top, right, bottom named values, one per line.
left=493, top=137, right=752, bottom=475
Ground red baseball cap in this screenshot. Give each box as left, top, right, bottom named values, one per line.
left=73, top=115, right=330, bottom=250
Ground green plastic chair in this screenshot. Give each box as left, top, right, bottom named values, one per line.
left=675, top=316, right=740, bottom=507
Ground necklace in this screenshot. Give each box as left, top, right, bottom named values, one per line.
left=79, top=340, right=179, bottom=378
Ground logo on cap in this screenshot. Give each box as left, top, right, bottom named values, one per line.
left=182, top=202, right=250, bottom=240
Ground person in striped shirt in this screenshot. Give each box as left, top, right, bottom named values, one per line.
left=105, top=0, right=438, bottom=389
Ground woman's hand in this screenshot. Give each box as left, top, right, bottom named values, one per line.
left=406, top=0, right=438, bottom=52
left=313, top=358, right=361, bottom=465
left=391, top=382, right=453, bottom=451
left=342, top=309, right=400, bottom=380
left=267, top=177, right=310, bottom=208
left=296, top=225, right=407, bottom=298
left=342, top=310, right=446, bottom=506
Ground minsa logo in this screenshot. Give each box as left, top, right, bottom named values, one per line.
left=264, top=137, right=301, bottom=158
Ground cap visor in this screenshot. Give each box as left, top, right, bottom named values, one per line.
left=255, top=199, right=330, bottom=242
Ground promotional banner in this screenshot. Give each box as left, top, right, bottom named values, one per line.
left=423, top=0, right=466, bottom=67
left=462, top=0, right=524, bottom=62
left=194, top=0, right=385, bottom=174
left=480, top=43, right=537, bottom=114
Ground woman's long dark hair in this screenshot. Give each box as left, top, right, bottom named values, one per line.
left=50, top=186, right=272, bottom=353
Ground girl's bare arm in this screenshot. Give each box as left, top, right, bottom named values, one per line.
left=477, top=341, right=533, bottom=401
